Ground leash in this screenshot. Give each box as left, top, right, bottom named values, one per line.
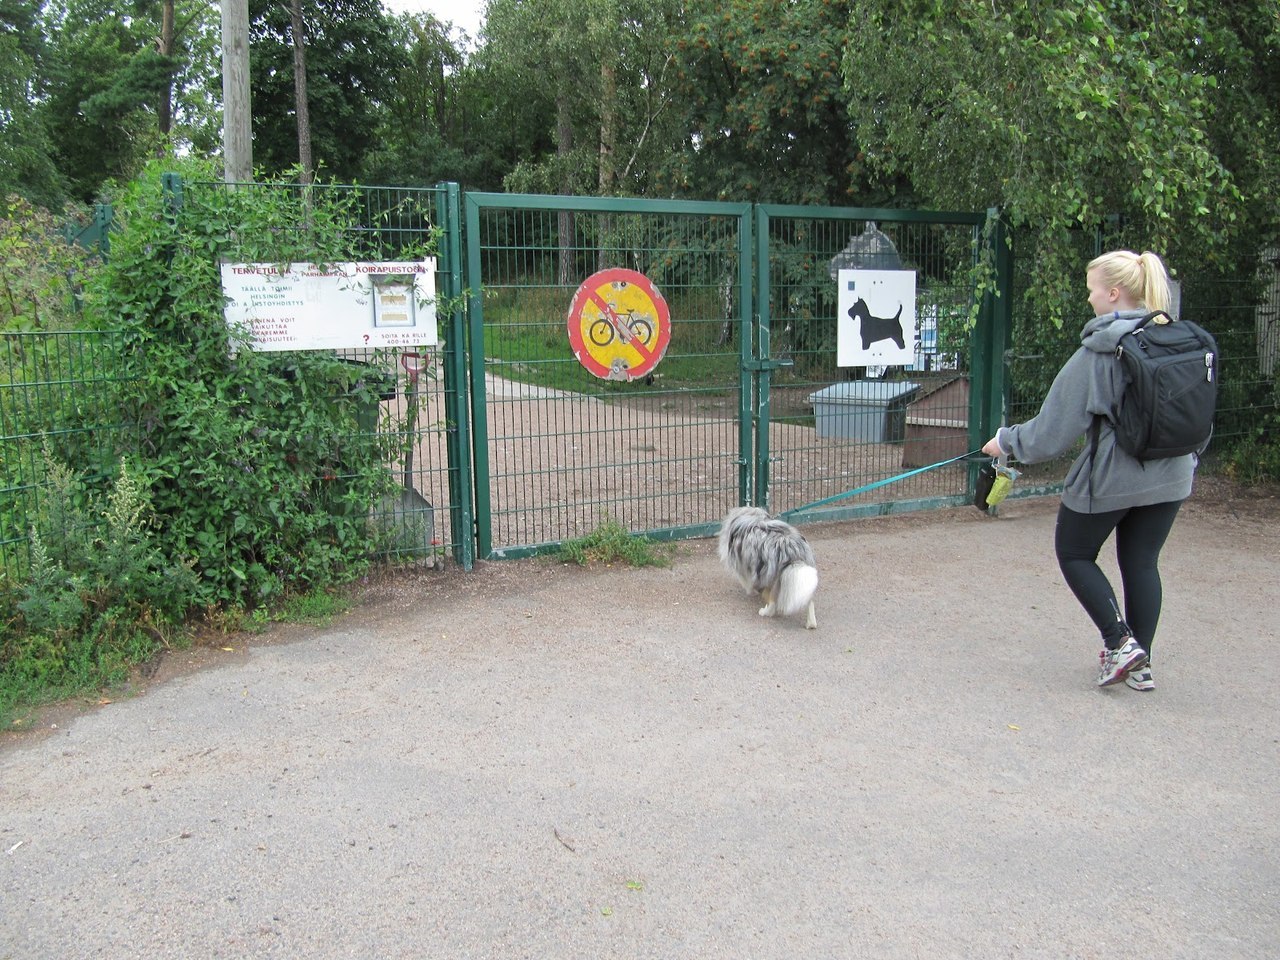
left=778, top=448, right=989, bottom=520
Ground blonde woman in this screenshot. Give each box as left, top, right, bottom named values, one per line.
left=983, top=250, right=1204, bottom=690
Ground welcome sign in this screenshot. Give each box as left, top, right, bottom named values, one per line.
left=221, top=260, right=438, bottom=352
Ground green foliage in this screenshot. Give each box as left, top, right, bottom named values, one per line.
left=0, top=195, right=101, bottom=331
left=0, top=17, right=65, bottom=207
left=663, top=0, right=869, bottom=205
left=248, top=0, right=410, bottom=182
left=208, top=585, right=353, bottom=634
left=842, top=0, right=1274, bottom=328
left=1219, top=426, right=1280, bottom=486
left=0, top=455, right=198, bottom=724
left=85, top=158, right=419, bottom=608
left=360, top=14, right=506, bottom=190
left=558, top=519, right=673, bottom=567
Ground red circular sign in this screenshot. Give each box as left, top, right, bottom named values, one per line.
left=567, top=268, right=671, bottom=381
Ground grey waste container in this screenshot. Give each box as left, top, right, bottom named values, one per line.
left=807, top=381, right=921, bottom=442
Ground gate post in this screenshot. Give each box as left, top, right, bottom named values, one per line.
left=970, top=208, right=1013, bottom=468
left=435, top=181, right=476, bottom=570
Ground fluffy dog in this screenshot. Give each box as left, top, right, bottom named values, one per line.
left=717, top=506, right=818, bottom=629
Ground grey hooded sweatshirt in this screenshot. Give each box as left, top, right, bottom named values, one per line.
left=995, top=309, right=1197, bottom=514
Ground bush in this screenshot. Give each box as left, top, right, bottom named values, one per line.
left=1, top=456, right=198, bottom=723
left=85, top=159, right=419, bottom=607
left=0, top=194, right=100, bottom=332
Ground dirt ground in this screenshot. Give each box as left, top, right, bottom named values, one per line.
left=2, top=476, right=1277, bottom=959
left=4, top=474, right=1276, bottom=740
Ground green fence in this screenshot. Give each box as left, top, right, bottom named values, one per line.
left=753, top=205, right=995, bottom=522
left=464, top=193, right=756, bottom=557
left=4, top=187, right=1275, bottom=582
left=0, top=330, right=137, bottom=576
left=462, top=194, right=1005, bottom=558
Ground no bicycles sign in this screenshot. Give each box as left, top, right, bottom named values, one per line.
left=567, top=268, right=671, bottom=381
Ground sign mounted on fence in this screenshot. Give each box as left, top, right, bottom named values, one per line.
left=221, top=260, right=437, bottom=352
left=567, top=268, right=671, bottom=381
left=836, top=269, right=917, bottom=368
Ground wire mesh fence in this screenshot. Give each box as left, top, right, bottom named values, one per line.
left=7, top=188, right=1274, bottom=583
left=0, top=330, right=137, bottom=578
left=466, top=196, right=751, bottom=555
left=755, top=208, right=987, bottom=519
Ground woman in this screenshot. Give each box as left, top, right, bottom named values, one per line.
left=982, top=250, right=1201, bottom=690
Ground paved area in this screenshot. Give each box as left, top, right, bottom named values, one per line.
left=2, top=492, right=1277, bottom=959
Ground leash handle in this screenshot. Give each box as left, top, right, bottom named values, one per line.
left=779, top=448, right=986, bottom=520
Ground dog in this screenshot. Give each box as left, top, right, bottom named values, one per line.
left=848, top=297, right=905, bottom=350
left=717, top=506, right=818, bottom=629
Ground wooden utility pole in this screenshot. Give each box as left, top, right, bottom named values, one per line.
left=221, top=0, right=252, bottom=182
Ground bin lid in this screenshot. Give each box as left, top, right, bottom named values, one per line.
left=808, top=380, right=921, bottom=405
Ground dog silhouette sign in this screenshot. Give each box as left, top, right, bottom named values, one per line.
left=835, top=268, right=917, bottom=369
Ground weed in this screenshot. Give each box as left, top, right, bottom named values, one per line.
left=558, top=519, right=673, bottom=568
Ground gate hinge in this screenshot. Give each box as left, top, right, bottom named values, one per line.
left=744, top=357, right=794, bottom=372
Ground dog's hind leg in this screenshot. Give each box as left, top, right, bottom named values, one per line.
left=759, top=586, right=777, bottom=617
left=805, top=601, right=817, bottom=630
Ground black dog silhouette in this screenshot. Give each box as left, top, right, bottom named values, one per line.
left=848, top=298, right=905, bottom=350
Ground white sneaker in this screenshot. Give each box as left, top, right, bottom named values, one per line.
left=1125, top=665, right=1155, bottom=691
left=1097, top=638, right=1147, bottom=687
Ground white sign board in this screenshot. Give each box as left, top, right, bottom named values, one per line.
left=221, top=260, right=438, bottom=352
left=836, top=269, right=917, bottom=368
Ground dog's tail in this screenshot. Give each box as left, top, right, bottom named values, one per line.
left=776, top=563, right=819, bottom=616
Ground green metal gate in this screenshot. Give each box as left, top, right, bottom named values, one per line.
left=460, top=193, right=1007, bottom=561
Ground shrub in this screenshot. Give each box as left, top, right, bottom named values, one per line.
left=1, top=455, right=198, bottom=722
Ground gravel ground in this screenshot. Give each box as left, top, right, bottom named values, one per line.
left=2, top=481, right=1278, bottom=959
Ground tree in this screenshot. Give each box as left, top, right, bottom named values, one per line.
left=358, top=13, right=504, bottom=189
left=248, top=0, right=407, bottom=182
left=660, top=0, right=869, bottom=206
left=841, top=0, right=1276, bottom=325
left=0, top=2, right=65, bottom=205
left=35, top=0, right=221, bottom=201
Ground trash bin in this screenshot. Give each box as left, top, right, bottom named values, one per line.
left=808, top=380, right=921, bottom=442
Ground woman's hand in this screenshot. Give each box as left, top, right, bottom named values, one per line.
left=982, top=436, right=1005, bottom=458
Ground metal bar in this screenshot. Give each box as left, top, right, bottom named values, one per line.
left=756, top=202, right=985, bottom=227
left=437, top=181, right=475, bottom=570
left=465, top=192, right=752, bottom=218
left=464, top=191, right=494, bottom=561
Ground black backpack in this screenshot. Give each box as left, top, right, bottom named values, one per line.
left=1105, top=310, right=1219, bottom=461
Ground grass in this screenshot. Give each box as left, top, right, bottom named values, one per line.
left=0, top=586, right=354, bottom=730
left=557, top=520, right=675, bottom=568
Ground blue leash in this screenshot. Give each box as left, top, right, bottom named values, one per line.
left=779, top=448, right=988, bottom=520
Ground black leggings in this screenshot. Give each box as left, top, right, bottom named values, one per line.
left=1054, top=500, right=1183, bottom=656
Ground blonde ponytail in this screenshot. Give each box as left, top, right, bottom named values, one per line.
left=1138, top=251, right=1172, bottom=314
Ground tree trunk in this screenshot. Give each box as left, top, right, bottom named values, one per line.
left=290, top=0, right=313, bottom=185
left=158, top=0, right=174, bottom=139
left=598, top=59, right=616, bottom=196
left=556, top=92, right=574, bottom=286
left=596, top=58, right=617, bottom=271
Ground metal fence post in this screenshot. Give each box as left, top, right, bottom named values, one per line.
left=435, top=181, right=475, bottom=570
